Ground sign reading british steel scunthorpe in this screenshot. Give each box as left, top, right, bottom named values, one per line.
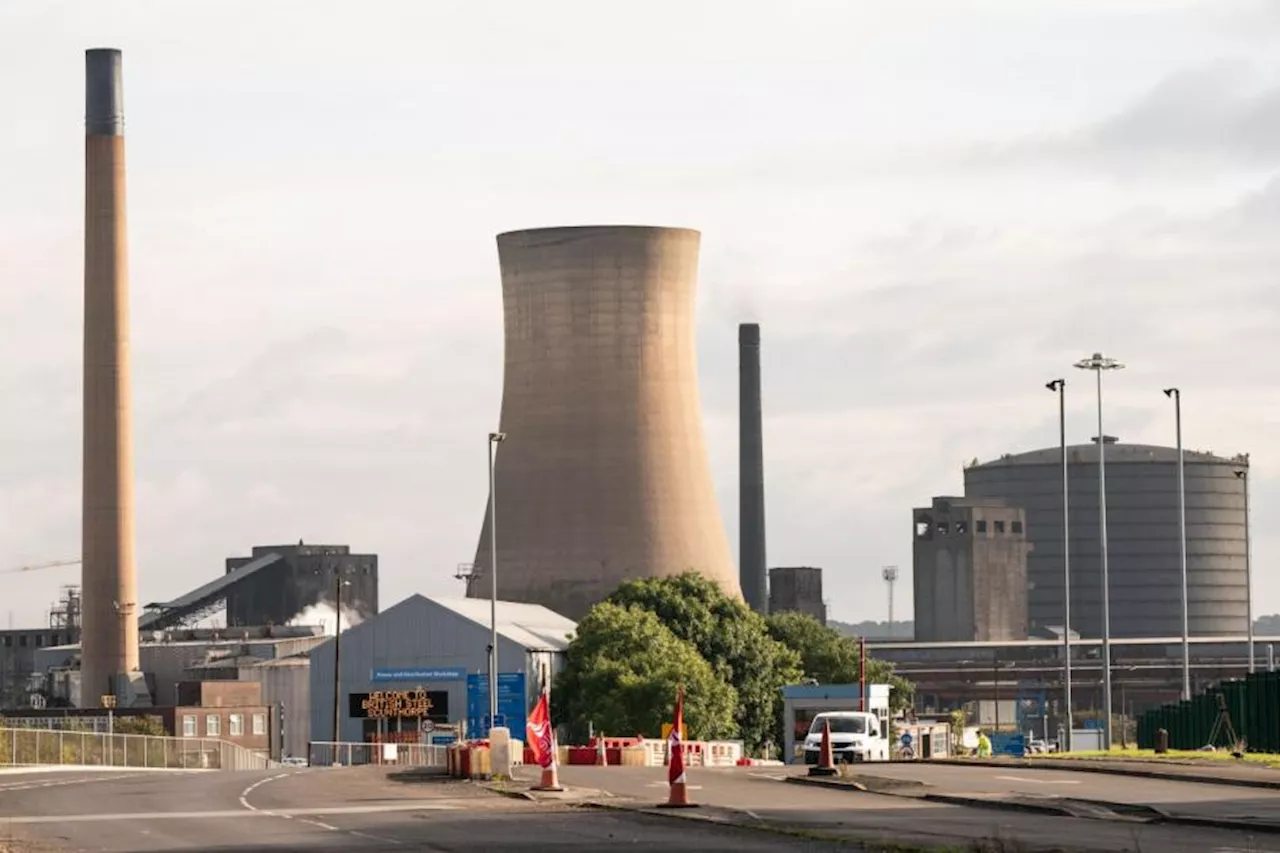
left=371, top=667, right=466, bottom=683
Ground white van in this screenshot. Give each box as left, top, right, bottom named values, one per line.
left=802, top=711, right=889, bottom=764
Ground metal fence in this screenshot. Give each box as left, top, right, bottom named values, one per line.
left=308, top=740, right=447, bottom=768
left=0, top=727, right=273, bottom=771
left=1138, top=671, right=1280, bottom=752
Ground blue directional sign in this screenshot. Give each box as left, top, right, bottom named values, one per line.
left=467, top=673, right=526, bottom=739
left=371, top=667, right=466, bottom=683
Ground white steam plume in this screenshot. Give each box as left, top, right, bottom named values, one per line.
left=288, top=601, right=365, bottom=636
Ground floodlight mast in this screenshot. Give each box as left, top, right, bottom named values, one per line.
left=1072, top=352, right=1124, bottom=751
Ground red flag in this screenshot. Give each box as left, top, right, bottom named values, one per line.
left=526, top=691, right=555, bottom=769
left=668, top=687, right=685, bottom=785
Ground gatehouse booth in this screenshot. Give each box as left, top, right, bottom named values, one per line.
left=781, top=682, right=891, bottom=763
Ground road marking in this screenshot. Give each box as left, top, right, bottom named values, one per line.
left=3, top=803, right=461, bottom=824
left=238, top=771, right=292, bottom=810
left=0, top=773, right=141, bottom=792
left=645, top=782, right=703, bottom=790
left=299, top=818, right=339, bottom=831
left=993, top=775, right=1080, bottom=785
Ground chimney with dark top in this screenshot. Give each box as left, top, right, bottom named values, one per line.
left=739, top=323, right=768, bottom=614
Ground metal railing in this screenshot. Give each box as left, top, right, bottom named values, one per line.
left=0, top=727, right=273, bottom=771
left=308, top=741, right=447, bottom=768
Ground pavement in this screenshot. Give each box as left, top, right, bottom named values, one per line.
left=803, top=759, right=1280, bottom=824
left=555, top=762, right=1280, bottom=852
left=947, top=755, right=1280, bottom=789
left=0, top=765, right=852, bottom=852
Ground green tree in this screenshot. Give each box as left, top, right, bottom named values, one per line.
left=553, top=602, right=737, bottom=743
left=765, top=610, right=915, bottom=713
left=608, top=572, right=803, bottom=753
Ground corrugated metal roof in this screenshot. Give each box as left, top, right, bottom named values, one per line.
left=139, top=552, right=284, bottom=629
left=428, top=596, right=576, bottom=652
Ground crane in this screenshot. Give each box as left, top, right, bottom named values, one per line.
left=2, top=559, right=81, bottom=575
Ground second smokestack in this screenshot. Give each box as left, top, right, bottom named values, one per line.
left=739, top=323, right=767, bottom=614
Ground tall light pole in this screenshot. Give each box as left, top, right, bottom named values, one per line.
left=487, top=431, right=507, bottom=732
left=1073, top=352, right=1123, bottom=750
left=1163, top=388, right=1191, bottom=701
left=1235, top=466, right=1254, bottom=673
left=1046, top=378, right=1073, bottom=750
left=882, top=566, right=899, bottom=638
left=329, top=566, right=351, bottom=743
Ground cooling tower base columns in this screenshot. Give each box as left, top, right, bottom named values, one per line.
left=469, top=226, right=741, bottom=620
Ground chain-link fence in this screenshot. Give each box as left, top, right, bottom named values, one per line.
left=308, top=741, right=447, bottom=768
left=0, top=727, right=273, bottom=771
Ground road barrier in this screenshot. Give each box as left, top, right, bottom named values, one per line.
left=0, top=727, right=272, bottom=771
left=307, top=741, right=447, bottom=768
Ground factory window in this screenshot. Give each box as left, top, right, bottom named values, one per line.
left=955, top=520, right=969, bottom=534
left=2, top=636, right=10, bottom=648
left=1011, top=520, right=1024, bottom=534
left=35, top=635, right=44, bottom=647
left=975, top=520, right=987, bottom=533
left=206, top=715, right=221, bottom=737
left=229, top=714, right=244, bottom=736
left=915, top=519, right=932, bottom=539
left=182, top=715, right=196, bottom=737
left=994, top=520, right=1006, bottom=534
left=18, top=635, right=26, bottom=647
left=253, top=713, right=267, bottom=736
left=936, top=521, right=949, bottom=535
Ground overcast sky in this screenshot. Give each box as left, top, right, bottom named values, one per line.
left=2, top=0, right=1278, bottom=630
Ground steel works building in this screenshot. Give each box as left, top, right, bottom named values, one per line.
left=309, top=595, right=574, bottom=745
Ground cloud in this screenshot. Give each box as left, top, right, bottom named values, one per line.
left=971, top=63, right=1280, bottom=175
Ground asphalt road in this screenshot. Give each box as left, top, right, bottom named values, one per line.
left=0, top=766, right=848, bottom=852
left=555, top=763, right=1280, bottom=852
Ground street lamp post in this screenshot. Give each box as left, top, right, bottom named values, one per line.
left=1235, top=465, right=1254, bottom=673
left=1046, top=378, right=1073, bottom=750
left=1163, top=388, right=1191, bottom=701
left=487, top=431, right=507, bottom=733
left=331, top=568, right=351, bottom=744
left=1073, top=352, right=1123, bottom=751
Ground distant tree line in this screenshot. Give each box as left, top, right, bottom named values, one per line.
left=829, top=619, right=914, bottom=640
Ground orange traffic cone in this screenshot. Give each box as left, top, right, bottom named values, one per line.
left=808, top=719, right=838, bottom=777
left=532, top=760, right=564, bottom=792
left=596, top=736, right=608, bottom=766
left=659, top=738, right=697, bottom=806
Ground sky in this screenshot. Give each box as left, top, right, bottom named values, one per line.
left=1, top=0, right=1278, bottom=630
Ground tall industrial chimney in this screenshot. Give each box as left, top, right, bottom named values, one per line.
left=739, top=323, right=767, bottom=614
left=469, top=226, right=742, bottom=619
left=81, top=48, right=143, bottom=706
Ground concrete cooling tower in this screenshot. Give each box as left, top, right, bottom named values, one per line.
left=467, top=225, right=741, bottom=619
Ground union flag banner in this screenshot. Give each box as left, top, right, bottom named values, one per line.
left=525, top=691, right=555, bottom=769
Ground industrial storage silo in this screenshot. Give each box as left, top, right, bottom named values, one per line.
left=964, top=443, right=1249, bottom=639
left=467, top=226, right=741, bottom=620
